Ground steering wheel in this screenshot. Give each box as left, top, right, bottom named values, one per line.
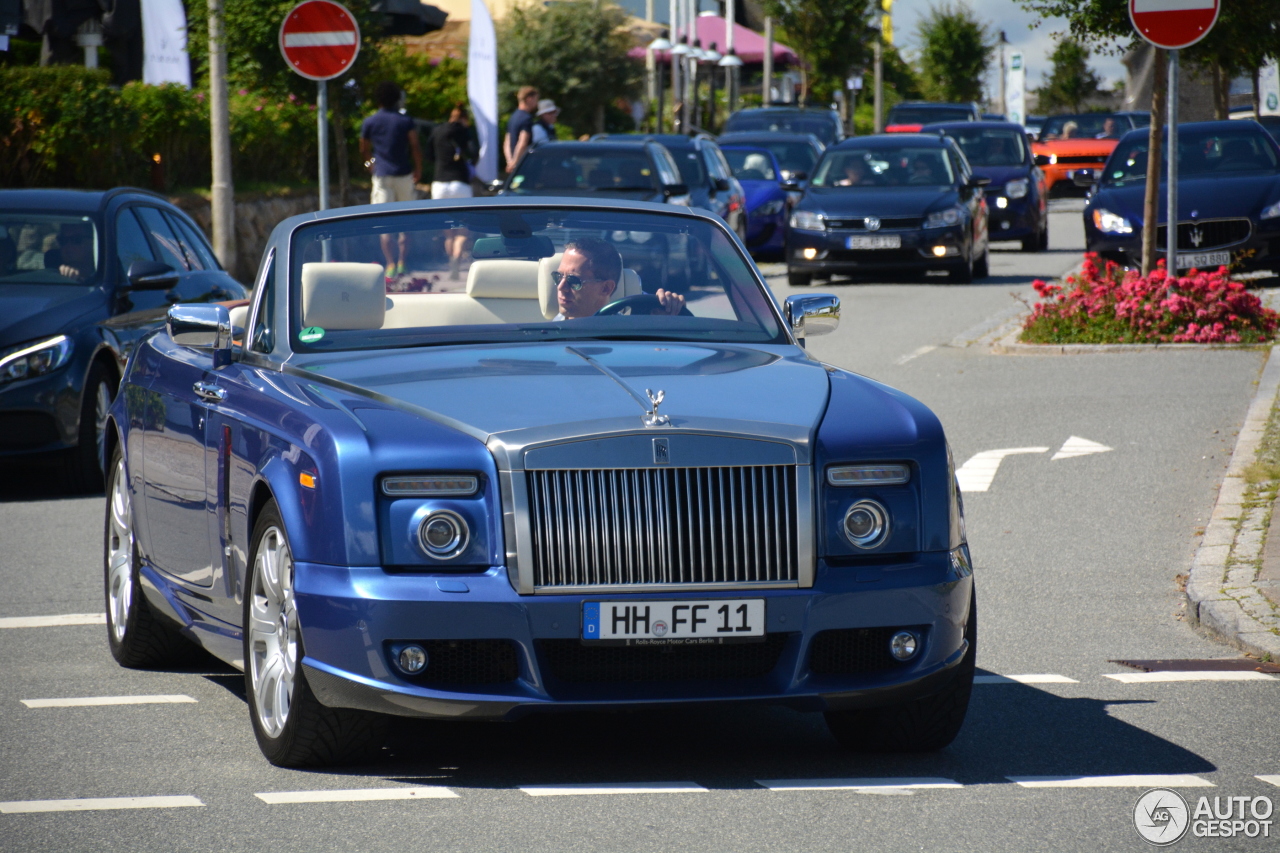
left=595, top=294, right=693, bottom=317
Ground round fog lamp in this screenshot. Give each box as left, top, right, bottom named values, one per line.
left=932, top=245, right=947, bottom=257
left=890, top=631, right=919, bottom=661
left=397, top=644, right=429, bottom=674
left=843, top=499, right=888, bottom=548
left=802, top=247, right=818, bottom=260
left=418, top=510, right=469, bottom=558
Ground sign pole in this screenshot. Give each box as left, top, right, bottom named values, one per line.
left=317, top=79, right=329, bottom=211
left=1166, top=48, right=1178, bottom=276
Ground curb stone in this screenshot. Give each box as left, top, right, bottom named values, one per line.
left=1185, top=343, right=1280, bottom=660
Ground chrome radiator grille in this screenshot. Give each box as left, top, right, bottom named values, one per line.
left=527, top=465, right=799, bottom=589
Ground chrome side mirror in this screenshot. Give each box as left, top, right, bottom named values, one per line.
left=168, top=304, right=232, bottom=365
left=784, top=293, right=840, bottom=343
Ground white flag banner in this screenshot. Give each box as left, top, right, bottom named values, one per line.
left=141, top=0, right=190, bottom=87
left=468, top=0, right=498, bottom=183
left=1261, top=60, right=1280, bottom=117
left=1005, top=51, right=1025, bottom=126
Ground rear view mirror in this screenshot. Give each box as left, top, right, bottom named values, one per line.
left=1072, top=169, right=1098, bottom=187
left=167, top=304, right=232, bottom=366
left=784, top=293, right=840, bottom=343
left=968, top=176, right=992, bottom=188
left=714, top=177, right=731, bottom=192
left=779, top=180, right=802, bottom=192
left=663, top=183, right=690, bottom=197
left=126, top=260, right=178, bottom=290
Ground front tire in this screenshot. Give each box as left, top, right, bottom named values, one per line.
left=787, top=269, right=812, bottom=287
left=824, top=589, right=977, bottom=752
left=973, top=246, right=989, bottom=279
left=245, top=500, right=387, bottom=767
left=67, top=361, right=114, bottom=493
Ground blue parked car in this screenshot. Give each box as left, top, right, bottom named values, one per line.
left=104, top=197, right=976, bottom=767
left=720, top=144, right=792, bottom=256
left=922, top=121, right=1048, bottom=251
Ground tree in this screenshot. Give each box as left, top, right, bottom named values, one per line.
left=1037, top=37, right=1101, bottom=113
left=497, top=0, right=642, bottom=137
left=914, top=3, right=993, bottom=104
left=760, top=0, right=877, bottom=106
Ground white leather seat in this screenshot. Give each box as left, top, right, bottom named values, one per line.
left=300, top=262, right=386, bottom=330
left=537, top=252, right=643, bottom=319
left=382, top=258, right=545, bottom=328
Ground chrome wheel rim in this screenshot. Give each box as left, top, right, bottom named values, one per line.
left=249, top=526, right=298, bottom=739
left=106, top=456, right=133, bottom=644
left=93, top=381, right=111, bottom=470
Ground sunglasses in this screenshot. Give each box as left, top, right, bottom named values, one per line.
left=551, top=270, right=597, bottom=291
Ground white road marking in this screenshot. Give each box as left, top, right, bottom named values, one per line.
left=1008, top=775, right=1214, bottom=788
left=255, top=787, right=457, bottom=804
left=520, top=783, right=707, bottom=796
left=0, top=796, right=203, bottom=814
left=21, top=695, right=196, bottom=708
left=956, top=447, right=1049, bottom=492
left=1051, top=435, right=1113, bottom=461
left=894, top=345, right=936, bottom=365
left=974, top=674, right=1079, bottom=685
left=1256, top=776, right=1280, bottom=788
left=282, top=31, right=357, bottom=47
left=0, top=613, right=105, bottom=629
left=1104, top=671, right=1277, bottom=683
left=757, top=778, right=961, bottom=791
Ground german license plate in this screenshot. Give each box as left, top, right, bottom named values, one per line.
left=1176, top=251, right=1230, bottom=270
left=847, top=235, right=901, bottom=249
left=582, top=599, right=766, bottom=645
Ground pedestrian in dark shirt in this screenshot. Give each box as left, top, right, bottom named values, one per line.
left=360, top=81, right=423, bottom=281
left=430, top=103, right=476, bottom=280
left=503, top=85, right=538, bottom=172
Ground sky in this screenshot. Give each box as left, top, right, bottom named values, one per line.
left=616, top=0, right=1130, bottom=102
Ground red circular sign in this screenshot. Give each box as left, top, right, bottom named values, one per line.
left=279, top=0, right=360, bottom=81
left=1129, top=0, right=1219, bottom=50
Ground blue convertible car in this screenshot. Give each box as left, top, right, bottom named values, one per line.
left=104, top=199, right=976, bottom=767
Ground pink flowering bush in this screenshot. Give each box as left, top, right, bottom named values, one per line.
left=1021, top=254, right=1279, bottom=345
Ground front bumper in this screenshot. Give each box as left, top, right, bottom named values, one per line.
left=0, top=366, right=81, bottom=457
left=787, top=225, right=967, bottom=274
left=1086, top=219, right=1280, bottom=273
left=295, top=553, right=973, bottom=720
left=985, top=194, right=1039, bottom=240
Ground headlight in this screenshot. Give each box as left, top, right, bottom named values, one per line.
left=1091, top=208, right=1134, bottom=234
left=0, top=335, right=73, bottom=387
left=925, top=206, right=963, bottom=228
left=790, top=210, right=825, bottom=231
left=843, top=499, right=889, bottom=549
left=1263, top=200, right=1280, bottom=220
left=418, top=509, right=469, bottom=559
left=1006, top=178, right=1029, bottom=199
left=757, top=198, right=785, bottom=217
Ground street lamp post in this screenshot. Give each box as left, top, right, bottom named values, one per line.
left=649, top=31, right=672, bottom=133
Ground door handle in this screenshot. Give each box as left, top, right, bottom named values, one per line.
left=193, top=381, right=225, bottom=402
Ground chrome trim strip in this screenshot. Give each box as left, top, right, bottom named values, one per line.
left=795, top=465, right=815, bottom=589
left=536, top=581, right=799, bottom=595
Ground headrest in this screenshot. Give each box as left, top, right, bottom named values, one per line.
left=300, top=262, right=385, bottom=330
left=466, top=259, right=540, bottom=299
left=538, top=252, right=643, bottom=319
left=618, top=268, right=642, bottom=298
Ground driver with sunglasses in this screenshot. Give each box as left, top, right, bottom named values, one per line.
left=553, top=236, right=684, bottom=320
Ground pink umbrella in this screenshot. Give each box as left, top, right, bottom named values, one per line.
left=629, top=15, right=798, bottom=64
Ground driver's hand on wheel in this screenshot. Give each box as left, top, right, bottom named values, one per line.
left=654, top=289, right=685, bottom=316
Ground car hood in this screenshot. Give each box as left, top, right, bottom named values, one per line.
left=296, top=341, right=840, bottom=454
left=801, top=186, right=956, bottom=217
left=1092, top=173, right=1280, bottom=224
left=0, top=284, right=105, bottom=348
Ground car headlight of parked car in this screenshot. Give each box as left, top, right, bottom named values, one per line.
left=757, top=198, right=785, bottom=217
left=1005, top=178, right=1029, bottom=199
left=924, top=206, right=964, bottom=228
left=1091, top=208, right=1134, bottom=234
left=1262, top=200, right=1280, bottom=220
left=790, top=210, right=825, bottom=231
left=0, top=335, right=73, bottom=387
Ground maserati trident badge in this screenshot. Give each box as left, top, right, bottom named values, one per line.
left=643, top=388, right=670, bottom=427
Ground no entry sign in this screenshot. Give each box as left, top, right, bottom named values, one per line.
left=279, top=0, right=360, bottom=81
left=1129, top=0, right=1219, bottom=50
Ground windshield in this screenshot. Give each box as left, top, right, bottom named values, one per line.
left=666, top=146, right=708, bottom=188
left=1102, top=127, right=1280, bottom=186
left=888, top=107, right=972, bottom=125
left=941, top=127, right=1026, bottom=166
left=726, top=139, right=819, bottom=176
left=1040, top=114, right=1125, bottom=140
left=0, top=213, right=101, bottom=286
left=509, top=148, right=658, bottom=194
left=812, top=147, right=955, bottom=188
left=724, top=113, right=838, bottom=145
left=287, top=208, right=785, bottom=351
left=723, top=149, right=777, bottom=181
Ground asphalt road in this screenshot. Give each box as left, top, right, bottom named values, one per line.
left=2, top=200, right=1278, bottom=852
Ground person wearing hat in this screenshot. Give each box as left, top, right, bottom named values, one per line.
left=531, top=99, right=559, bottom=149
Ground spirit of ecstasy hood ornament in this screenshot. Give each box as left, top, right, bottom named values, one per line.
left=643, top=389, right=669, bottom=427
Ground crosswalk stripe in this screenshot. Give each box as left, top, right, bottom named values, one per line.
left=757, top=778, right=961, bottom=791
left=255, top=787, right=457, bottom=804
left=1008, top=775, right=1214, bottom=788
left=0, top=796, right=203, bottom=813
left=0, top=614, right=106, bottom=629
left=1256, top=776, right=1280, bottom=788
left=974, top=674, right=1079, bottom=684
left=520, top=783, right=707, bottom=796
left=21, top=695, right=196, bottom=708
left=1104, top=671, right=1277, bottom=683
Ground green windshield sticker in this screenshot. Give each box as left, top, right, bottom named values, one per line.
left=299, top=326, right=325, bottom=343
